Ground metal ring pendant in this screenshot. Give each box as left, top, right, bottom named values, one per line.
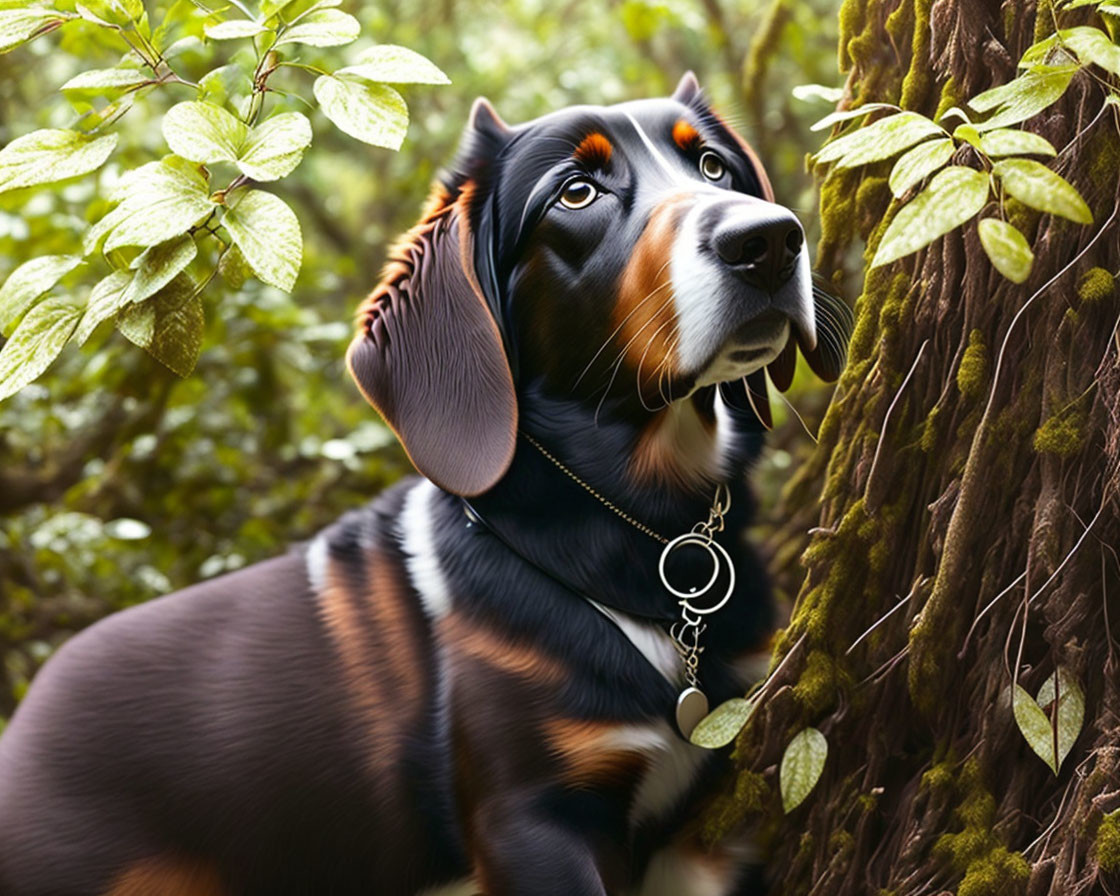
left=658, top=532, right=735, bottom=616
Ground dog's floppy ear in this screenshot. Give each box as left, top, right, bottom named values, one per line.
left=347, top=104, right=517, bottom=497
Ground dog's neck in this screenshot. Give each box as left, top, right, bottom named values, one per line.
left=515, top=380, right=763, bottom=518
left=462, top=381, right=762, bottom=621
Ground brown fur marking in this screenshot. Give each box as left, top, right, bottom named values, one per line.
left=442, top=612, right=567, bottom=685
left=544, top=719, right=652, bottom=785
left=672, top=119, right=701, bottom=153
left=318, top=548, right=423, bottom=771
left=631, top=397, right=721, bottom=491
left=106, top=858, right=226, bottom=896
left=573, top=132, right=612, bottom=169
left=614, top=195, right=690, bottom=393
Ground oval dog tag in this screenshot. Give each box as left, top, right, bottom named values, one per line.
left=676, top=687, right=709, bottom=740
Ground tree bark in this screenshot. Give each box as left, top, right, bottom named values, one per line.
left=706, top=2, right=1120, bottom=894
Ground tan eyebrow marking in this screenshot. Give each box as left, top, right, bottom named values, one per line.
left=573, top=132, right=613, bottom=169
left=672, top=119, right=701, bottom=152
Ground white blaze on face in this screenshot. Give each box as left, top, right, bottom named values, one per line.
left=620, top=110, right=815, bottom=386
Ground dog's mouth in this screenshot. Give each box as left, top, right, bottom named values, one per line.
left=691, top=310, right=791, bottom=388
left=727, top=309, right=788, bottom=355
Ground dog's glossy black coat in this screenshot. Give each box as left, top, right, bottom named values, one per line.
left=0, top=75, right=848, bottom=895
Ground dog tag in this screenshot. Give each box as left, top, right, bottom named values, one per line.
left=676, top=687, right=709, bottom=740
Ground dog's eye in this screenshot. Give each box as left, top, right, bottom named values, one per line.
left=559, top=178, right=598, bottom=210
left=699, top=151, right=726, bottom=181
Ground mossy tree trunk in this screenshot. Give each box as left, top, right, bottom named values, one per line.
left=704, top=2, right=1120, bottom=893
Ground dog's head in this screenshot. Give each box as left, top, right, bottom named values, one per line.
left=348, top=74, right=849, bottom=497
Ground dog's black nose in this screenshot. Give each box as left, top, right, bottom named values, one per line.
left=713, top=215, right=803, bottom=293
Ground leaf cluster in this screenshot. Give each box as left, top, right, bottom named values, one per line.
left=812, top=0, right=1119, bottom=282
left=0, top=0, right=446, bottom=400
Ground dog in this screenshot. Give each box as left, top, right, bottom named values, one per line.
left=0, top=73, right=849, bottom=895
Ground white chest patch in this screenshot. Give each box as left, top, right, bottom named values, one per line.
left=399, top=480, right=453, bottom=620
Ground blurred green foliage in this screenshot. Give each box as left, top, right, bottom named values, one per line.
left=0, top=0, right=841, bottom=720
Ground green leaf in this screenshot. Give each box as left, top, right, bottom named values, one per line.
left=938, top=105, right=971, bottom=126
left=978, top=218, right=1034, bottom=283
left=889, top=137, right=954, bottom=197
left=60, top=67, right=150, bottom=92
left=780, top=727, right=828, bottom=813
left=1037, top=667, right=1085, bottom=773
left=791, top=83, right=844, bottom=104
left=85, top=156, right=215, bottom=254
left=162, top=101, right=248, bottom=166
left=689, top=697, right=757, bottom=749
left=222, top=189, right=302, bottom=291
left=198, top=63, right=252, bottom=110
left=952, top=123, right=982, bottom=149
left=978, top=128, right=1057, bottom=157
left=872, top=166, right=990, bottom=267
left=117, top=275, right=204, bottom=377
left=970, top=65, right=1077, bottom=131
left=274, top=9, right=358, bottom=47
left=124, top=234, right=198, bottom=305
left=338, top=44, right=451, bottom=85
left=1060, top=26, right=1120, bottom=77
left=808, top=102, right=896, bottom=132
left=1013, top=684, right=1058, bottom=773
left=238, top=112, right=312, bottom=181
left=204, top=19, right=269, bottom=39
left=993, top=158, right=1093, bottom=224
left=74, top=3, right=117, bottom=28
left=815, top=112, right=944, bottom=167
left=0, top=129, right=117, bottom=193
left=73, top=269, right=133, bottom=345
left=0, top=7, right=68, bottom=54
left=217, top=242, right=251, bottom=288
left=0, top=255, right=82, bottom=336
left=313, top=75, right=409, bottom=150
left=0, top=296, right=82, bottom=402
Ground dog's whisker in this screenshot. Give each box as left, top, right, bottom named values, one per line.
left=574, top=273, right=674, bottom=388
left=634, top=315, right=679, bottom=413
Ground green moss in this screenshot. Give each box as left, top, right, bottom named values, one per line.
left=792, top=649, right=841, bottom=715
left=956, top=847, right=1030, bottom=896
left=837, top=0, right=868, bottom=71
left=934, top=76, right=960, bottom=121
left=921, top=405, right=941, bottom=452
left=899, top=0, right=933, bottom=110
left=1078, top=267, right=1115, bottom=305
left=926, top=760, right=1030, bottom=896
left=1087, top=129, right=1120, bottom=184
left=856, top=176, right=890, bottom=240
left=868, top=539, right=890, bottom=573
left=700, top=769, right=769, bottom=846
left=920, top=760, right=955, bottom=794
left=1033, top=406, right=1087, bottom=457
left=1096, top=810, right=1120, bottom=874
left=827, top=828, right=855, bottom=858
left=1034, top=0, right=1056, bottom=42
left=956, top=330, right=988, bottom=399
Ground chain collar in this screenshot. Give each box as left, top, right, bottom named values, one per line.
left=520, top=431, right=735, bottom=741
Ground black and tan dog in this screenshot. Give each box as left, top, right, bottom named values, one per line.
left=0, top=74, right=849, bottom=895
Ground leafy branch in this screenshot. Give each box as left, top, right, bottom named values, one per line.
left=0, top=0, right=449, bottom=401
left=812, top=0, right=1119, bottom=283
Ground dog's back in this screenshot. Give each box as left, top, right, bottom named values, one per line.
left=0, top=481, right=468, bottom=894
